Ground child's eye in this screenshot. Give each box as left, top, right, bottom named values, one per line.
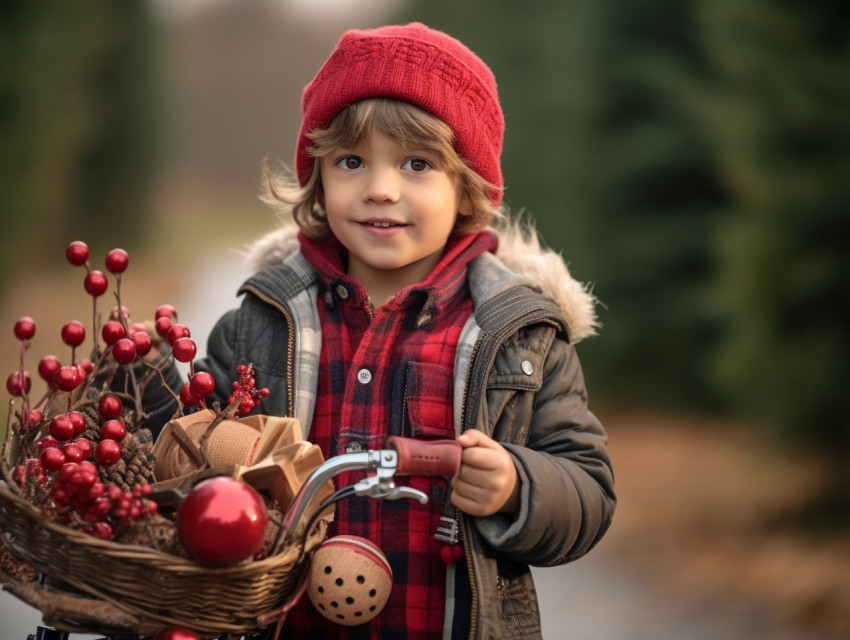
left=402, top=158, right=431, bottom=173
left=335, top=155, right=363, bottom=170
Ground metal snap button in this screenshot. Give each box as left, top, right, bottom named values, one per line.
left=357, top=368, right=372, bottom=384
left=521, top=360, right=534, bottom=376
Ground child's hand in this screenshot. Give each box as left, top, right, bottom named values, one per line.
left=451, top=429, right=520, bottom=518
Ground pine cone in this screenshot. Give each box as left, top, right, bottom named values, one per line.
left=100, top=458, right=129, bottom=491
left=114, top=513, right=187, bottom=557
left=0, top=542, right=38, bottom=583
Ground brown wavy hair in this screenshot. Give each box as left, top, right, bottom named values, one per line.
left=261, top=98, right=504, bottom=239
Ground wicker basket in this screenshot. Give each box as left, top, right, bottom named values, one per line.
left=0, top=472, right=327, bottom=636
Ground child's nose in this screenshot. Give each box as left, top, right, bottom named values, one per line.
left=362, top=167, right=400, bottom=204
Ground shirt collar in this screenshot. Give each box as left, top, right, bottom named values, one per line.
left=298, top=230, right=498, bottom=320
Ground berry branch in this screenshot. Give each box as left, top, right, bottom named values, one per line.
left=1, top=241, right=212, bottom=540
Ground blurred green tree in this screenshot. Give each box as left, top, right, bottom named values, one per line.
left=0, top=1, right=161, bottom=287
left=695, top=0, right=850, bottom=460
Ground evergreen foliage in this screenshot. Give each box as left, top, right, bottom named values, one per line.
left=0, top=1, right=161, bottom=286
left=694, top=0, right=850, bottom=454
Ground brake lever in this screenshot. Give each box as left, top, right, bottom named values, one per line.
left=346, top=448, right=429, bottom=502
left=352, top=475, right=428, bottom=503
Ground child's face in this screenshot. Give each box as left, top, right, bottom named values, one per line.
left=320, top=130, right=462, bottom=293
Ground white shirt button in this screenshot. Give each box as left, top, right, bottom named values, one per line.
left=357, top=368, right=372, bottom=384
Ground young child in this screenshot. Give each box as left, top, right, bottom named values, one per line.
left=191, top=22, right=615, bottom=640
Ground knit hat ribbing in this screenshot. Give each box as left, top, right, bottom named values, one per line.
left=297, top=23, right=505, bottom=204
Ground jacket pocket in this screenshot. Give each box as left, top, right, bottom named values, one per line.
left=390, top=361, right=454, bottom=439
left=497, top=568, right=542, bottom=639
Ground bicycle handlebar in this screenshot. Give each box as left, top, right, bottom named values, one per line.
left=278, top=437, right=461, bottom=551
left=386, top=437, right=461, bottom=477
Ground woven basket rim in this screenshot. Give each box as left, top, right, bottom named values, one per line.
left=0, top=473, right=326, bottom=634
left=0, top=478, right=307, bottom=571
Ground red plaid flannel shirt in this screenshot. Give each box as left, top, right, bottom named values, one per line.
left=284, top=231, right=497, bottom=639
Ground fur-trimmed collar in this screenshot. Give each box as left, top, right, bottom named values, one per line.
left=242, top=220, right=599, bottom=342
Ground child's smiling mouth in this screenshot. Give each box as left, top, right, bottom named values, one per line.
left=361, top=220, right=407, bottom=229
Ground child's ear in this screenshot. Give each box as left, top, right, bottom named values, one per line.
left=458, top=194, right=473, bottom=219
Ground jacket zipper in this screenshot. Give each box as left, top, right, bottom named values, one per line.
left=238, top=284, right=296, bottom=417
left=459, top=338, right=482, bottom=640
left=458, top=317, right=559, bottom=640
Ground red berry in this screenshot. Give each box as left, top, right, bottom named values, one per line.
left=95, top=439, right=122, bottom=466
left=55, top=365, right=83, bottom=392
left=102, top=320, right=126, bottom=345
left=128, top=322, right=147, bottom=335
left=27, top=409, right=43, bottom=427
left=37, top=437, right=59, bottom=453
left=179, top=383, right=201, bottom=407
left=166, top=323, right=191, bottom=345
left=61, top=321, right=86, bottom=347
left=40, top=447, right=66, bottom=472
left=72, top=437, right=93, bottom=460
left=171, top=338, right=197, bottom=363
left=111, top=337, right=137, bottom=364
left=100, top=420, right=126, bottom=442
left=155, top=304, right=177, bottom=321
left=55, top=461, right=79, bottom=482
left=12, top=465, right=26, bottom=488
left=155, top=317, right=173, bottom=338
left=98, top=394, right=123, bottom=420
left=65, top=241, right=89, bottom=266
left=132, top=330, right=152, bottom=357
left=84, top=270, right=108, bottom=297
left=110, top=305, right=131, bottom=321
left=49, top=415, right=75, bottom=441
left=85, top=521, right=113, bottom=540
left=62, top=442, right=85, bottom=464
left=189, top=372, right=215, bottom=399
left=6, top=370, right=31, bottom=396
left=238, top=395, right=255, bottom=415
left=14, top=316, right=36, bottom=341
left=105, top=248, right=129, bottom=274
left=77, top=358, right=94, bottom=376
left=68, top=410, right=87, bottom=436
left=38, top=355, right=62, bottom=382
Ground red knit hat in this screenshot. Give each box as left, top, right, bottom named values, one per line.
left=297, top=23, right=505, bottom=204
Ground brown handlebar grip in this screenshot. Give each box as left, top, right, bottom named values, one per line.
left=387, top=437, right=462, bottom=477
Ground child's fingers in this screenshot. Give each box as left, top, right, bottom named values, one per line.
left=450, top=430, right=520, bottom=517
left=456, top=428, right=499, bottom=450
left=450, top=482, right=493, bottom=516
left=457, top=430, right=508, bottom=473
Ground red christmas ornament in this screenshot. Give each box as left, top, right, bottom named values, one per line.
left=154, top=626, right=200, bottom=640
left=153, top=627, right=200, bottom=640
left=177, top=476, right=268, bottom=567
